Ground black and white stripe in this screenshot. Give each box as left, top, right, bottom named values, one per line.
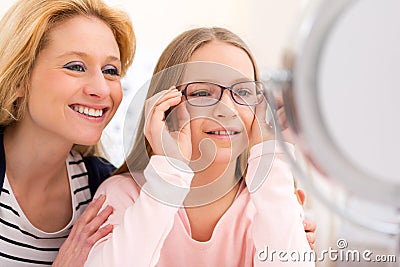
left=0, top=151, right=92, bottom=266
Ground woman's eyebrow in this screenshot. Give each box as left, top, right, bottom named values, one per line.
left=56, top=51, right=120, bottom=62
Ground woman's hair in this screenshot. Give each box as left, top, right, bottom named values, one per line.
left=115, top=27, right=259, bottom=176
left=0, top=0, right=135, bottom=156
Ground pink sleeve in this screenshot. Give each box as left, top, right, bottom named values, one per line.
left=246, top=141, right=314, bottom=266
left=85, top=156, right=193, bottom=267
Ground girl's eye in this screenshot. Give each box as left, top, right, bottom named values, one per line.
left=102, top=65, right=120, bottom=76
left=236, top=89, right=252, bottom=97
left=189, top=90, right=211, bottom=97
left=63, top=62, right=86, bottom=72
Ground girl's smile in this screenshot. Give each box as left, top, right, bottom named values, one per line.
left=204, top=127, right=242, bottom=141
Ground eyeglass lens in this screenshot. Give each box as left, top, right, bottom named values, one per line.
left=185, top=81, right=263, bottom=106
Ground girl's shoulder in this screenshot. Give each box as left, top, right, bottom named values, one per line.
left=95, top=173, right=142, bottom=226
left=96, top=172, right=142, bottom=201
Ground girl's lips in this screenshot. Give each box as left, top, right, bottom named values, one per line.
left=205, top=129, right=241, bottom=140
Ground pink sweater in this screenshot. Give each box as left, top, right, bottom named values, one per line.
left=85, top=141, right=314, bottom=266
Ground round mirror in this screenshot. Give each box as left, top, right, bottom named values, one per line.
left=268, top=0, right=400, bottom=234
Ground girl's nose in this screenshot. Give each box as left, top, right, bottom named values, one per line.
left=212, top=90, right=238, bottom=118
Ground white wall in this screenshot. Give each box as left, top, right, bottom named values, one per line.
left=102, top=0, right=308, bottom=70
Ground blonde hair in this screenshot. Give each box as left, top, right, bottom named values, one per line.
left=115, top=27, right=258, bottom=175
left=0, top=0, right=135, bottom=156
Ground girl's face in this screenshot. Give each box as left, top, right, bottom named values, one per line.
left=25, top=15, right=122, bottom=145
left=185, top=40, right=255, bottom=165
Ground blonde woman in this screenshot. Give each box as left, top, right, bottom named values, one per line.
left=86, top=27, right=314, bottom=266
left=0, top=0, right=135, bottom=265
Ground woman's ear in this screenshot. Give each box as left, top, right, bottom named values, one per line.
left=15, top=83, right=25, bottom=98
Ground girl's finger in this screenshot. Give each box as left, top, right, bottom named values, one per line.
left=277, top=106, right=289, bottom=130
left=149, top=96, right=182, bottom=136
left=254, top=97, right=267, bottom=122
left=145, top=90, right=181, bottom=126
left=145, top=89, right=178, bottom=120
left=153, top=95, right=181, bottom=116
left=144, top=89, right=179, bottom=139
left=147, top=88, right=180, bottom=111
left=174, top=102, right=190, bottom=132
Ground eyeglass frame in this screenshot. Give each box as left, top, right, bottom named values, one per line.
left=180, top=81, right=265, bottom=107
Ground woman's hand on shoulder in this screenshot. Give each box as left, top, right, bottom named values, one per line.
left=52, top=195, right=113, bottom=267
left=296, top=188, right=317, bottom=250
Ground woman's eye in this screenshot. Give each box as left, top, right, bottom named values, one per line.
left=102, top=65, right=120, bottom=76
left=63, top=62, right=85, bottom=72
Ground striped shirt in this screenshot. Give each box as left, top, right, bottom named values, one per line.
left=0, top=150, right=92, bottom=266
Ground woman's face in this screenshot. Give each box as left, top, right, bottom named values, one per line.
left=185, top=40, right=255, bottom=165
left=25, top=15, right=122, bottom=145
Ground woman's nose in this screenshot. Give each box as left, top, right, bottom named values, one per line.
left=82, top=70, right=111, bottom=99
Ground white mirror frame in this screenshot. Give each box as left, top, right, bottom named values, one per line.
left=266, top=0, right=399, bottom=234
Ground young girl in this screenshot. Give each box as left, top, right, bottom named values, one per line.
left=0, top=0, right=135, bottom=265
left=86, top=27, right=314, bottom=266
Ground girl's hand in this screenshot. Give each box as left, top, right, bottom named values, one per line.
left=271, top=95, right=294, bottom=144
left=144, top=88, right=191, bottom=163
left=276, top=103, right=294, bottom=144
left=250, top=97, right=274, bottom=147
left=250, top=95, right=294, bottom=146
left=52, top=195, right=113, bottom=267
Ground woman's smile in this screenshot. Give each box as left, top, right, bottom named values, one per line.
left=69, top=103, right=110, bottom=121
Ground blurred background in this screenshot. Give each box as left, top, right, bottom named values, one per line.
left=1, top=0, right=397, bottom=266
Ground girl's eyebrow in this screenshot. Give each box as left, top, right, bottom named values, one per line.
left=56, top=51, right=120, bottom=62
left=231, top=77, right=254, bottom=83
left=184, top=78, right=253, bottom=85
